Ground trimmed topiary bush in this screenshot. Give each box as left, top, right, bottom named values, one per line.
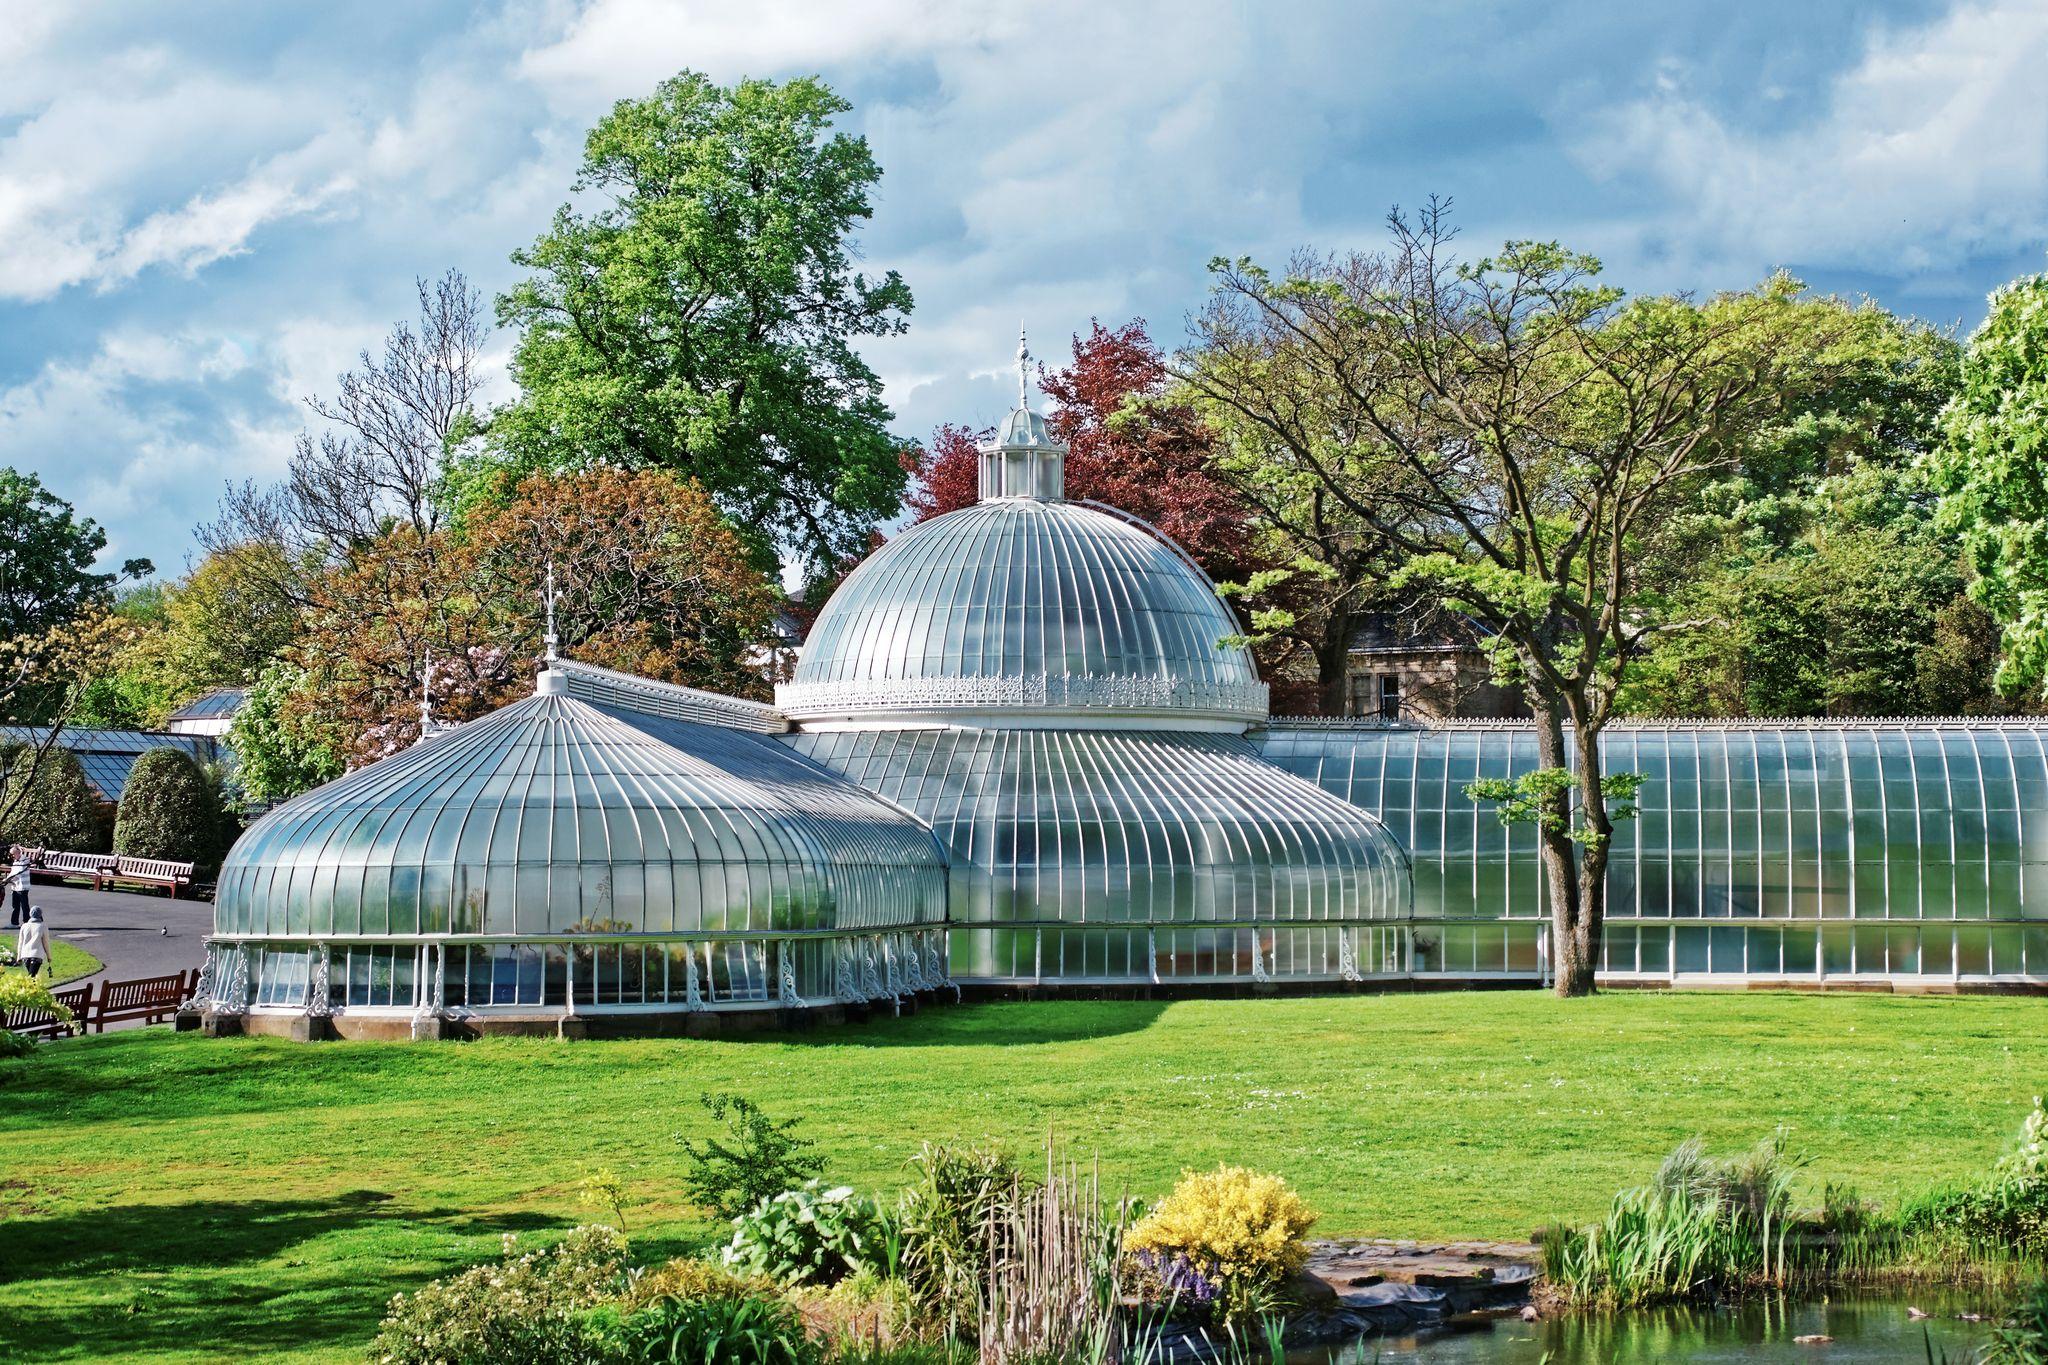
left=114, top=747, right=221, bottom=866
left=0, top=742, right=105, bottom=852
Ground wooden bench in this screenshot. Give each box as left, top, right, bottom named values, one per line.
left=3, top=983, right=95, bottom=1039
left=92, top=970, right=194, bottom=1032
left=27, top=850, right=116, bottom=887
left=100, top=857, right=196, bottom=899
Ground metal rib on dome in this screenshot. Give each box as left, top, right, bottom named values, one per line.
left=786, top=726, right=1412, bottom=984
left=215, top=691, right=947, bottom=942
left=777, top=499, right=1268, bottom=727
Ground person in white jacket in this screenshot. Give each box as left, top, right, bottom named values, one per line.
left=6, top=853, right=28, bottom=927
left=15, top=906, right=49, bottom=979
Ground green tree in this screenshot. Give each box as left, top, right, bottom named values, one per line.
left=0, top=468, right=150, bottom=639
left=1182, top=204, right=1834, bottom=995
left=1929, top=272, right=2048, bottom=695
left=227, top=662, right=344, bottom=807
left=0, top=743, right=104, bottom=851
left=113, top=748, right=223, bottom=866
left=477, top=72, right=914, bottom=573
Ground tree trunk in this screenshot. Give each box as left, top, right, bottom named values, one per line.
left=1530, top=700, right=1592, bottom=996
left=1316, top=610, right=1355, bottom=717
left=1565, top=721, right=1612, bottom=998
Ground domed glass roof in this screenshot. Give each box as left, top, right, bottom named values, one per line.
left=778, top=499, right=1268, bottom=725
left=215, top=691, right=947, bottom=940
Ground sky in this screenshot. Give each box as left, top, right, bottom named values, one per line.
left=3, top=0, right=2046, bottom=577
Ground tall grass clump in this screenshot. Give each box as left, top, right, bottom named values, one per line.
left=978, top=1150, right=1127, bottom=1365
left=1543, top=1130, right=1807, bottom=1308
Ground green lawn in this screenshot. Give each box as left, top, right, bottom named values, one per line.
left=1, top=991, right=2044, bottom=1363
left=2, top=932, right=102, bottom=986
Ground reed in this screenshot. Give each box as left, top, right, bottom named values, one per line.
left=977, top=1149, right=1127, bottom=1365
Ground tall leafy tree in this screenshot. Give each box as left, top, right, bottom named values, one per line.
left=1620, top=311, right=2005, bottom=717
left=0, top=468, right=148, bottom=639
left=1929, top=272, right=2048, bottom=695
left=1182, top=204, right=1833, bottom=995
left=481, top=72, right=913, bottom=573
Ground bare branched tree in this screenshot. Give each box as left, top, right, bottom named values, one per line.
left=200, top=269, right=487, bottom=593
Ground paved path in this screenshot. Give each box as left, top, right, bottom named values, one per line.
left=16, top=883, right=210, bottom=1028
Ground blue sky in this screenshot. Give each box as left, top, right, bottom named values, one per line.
left=3, top=0, right=2045, bottom=576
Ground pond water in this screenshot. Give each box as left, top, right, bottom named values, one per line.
left=1335, top=1293, right=1996, bottom=1363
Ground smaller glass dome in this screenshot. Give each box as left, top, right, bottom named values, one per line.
left=215, top=691, right=947, bottom=941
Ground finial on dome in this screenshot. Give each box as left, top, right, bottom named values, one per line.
left=415, top=652, right=437, bottom=744
left=543, top=560, right=559, bottom=664
left=978, top=329, right=1067, bottom=501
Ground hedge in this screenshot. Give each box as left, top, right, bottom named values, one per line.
left=0, top=743, right=106, bottom=852
left=113, top=748, right=222, bottom=866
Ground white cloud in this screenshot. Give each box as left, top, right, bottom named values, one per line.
left=1572, top=0, right=2048, bottom=275
left=519, top=0, right=1016, bottom=107
left=0, top=330, right=302, bottom=566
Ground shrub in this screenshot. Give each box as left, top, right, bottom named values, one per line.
left=114, top=747, right=222, bottom=866
left=0, top=1028, right=36, bottom=1058
left=1900, top=1098, right=2048, bottom=1260
left=0, top=743, right=104, bottom=851
left=623, top=1258, right=780, bottom=1314
left=0, top=971, right=73, bottom=1023
left=680, top=1092, right=825, bottom=1220
left=896, top=1142, right=1023, bottom=1332
left=585, top=1291, right=818, bottom=1365
left=791, top=1268, right=916, bottom=1347
left=1984, top=1276, right=2048, bottom=1364
left=1123, top=1166, right=1317, bottom=1321
left=723, top=1182, right=895, bottom=1287
left=366, top=1224, right=626, bottom=1365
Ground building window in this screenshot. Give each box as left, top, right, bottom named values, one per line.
left=1377, top=674, right=1401, bottom=721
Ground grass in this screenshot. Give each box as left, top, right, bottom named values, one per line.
left=0, top=991, right=2044, bottom=1362
left=1, top=932, right=102, bottom=985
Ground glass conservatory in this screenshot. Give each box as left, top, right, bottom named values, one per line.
left=1259, top=719, right=2048, bottom=986
left=204, top=667, right=949, bottom=1037
left=197, top=337, right=2047, bottom=1037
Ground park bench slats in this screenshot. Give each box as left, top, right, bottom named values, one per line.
left=10, top=847, right=195, bottom=898
left=92, top=970, right=194, bottom=1031
left=2, top=971, right=196, bottom=1038
left=3, top=983, right=96, bottom=1039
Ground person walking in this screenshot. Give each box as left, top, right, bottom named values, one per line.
left=6, top=851, right=28, bottom=927
left=16, top=906, right=49, bottom=980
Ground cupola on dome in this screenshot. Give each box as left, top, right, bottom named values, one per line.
left=776, top=332, right=1267, bottom=729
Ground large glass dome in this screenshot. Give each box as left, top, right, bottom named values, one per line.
left=778, top=499, right=1268, bottom=727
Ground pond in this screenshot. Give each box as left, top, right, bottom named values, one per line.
left=1337, top=1293, right=1996, bottom=1363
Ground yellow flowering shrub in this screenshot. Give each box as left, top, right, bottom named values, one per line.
left=1124, top=1165, right=1317, bottom=1317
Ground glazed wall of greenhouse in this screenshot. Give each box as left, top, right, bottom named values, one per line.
left=1258, top=719, right=2048, bottom=986
left=786, top=727, right=1414, bottom=986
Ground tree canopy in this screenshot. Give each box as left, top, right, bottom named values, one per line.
left=1180, top=204, right=1844, bottom=993
left=0, top=468, right=147, bottom=640
left=1929, top=272, right=2048, bottom=696
left=478, top=72, right=913, bottom=573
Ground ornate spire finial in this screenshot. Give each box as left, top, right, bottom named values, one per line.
left=1017, top=324, right=1030, bottom=408
left=418, top=651, right=434, bottom=735
left=543, top=560, right=559, bottom=664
